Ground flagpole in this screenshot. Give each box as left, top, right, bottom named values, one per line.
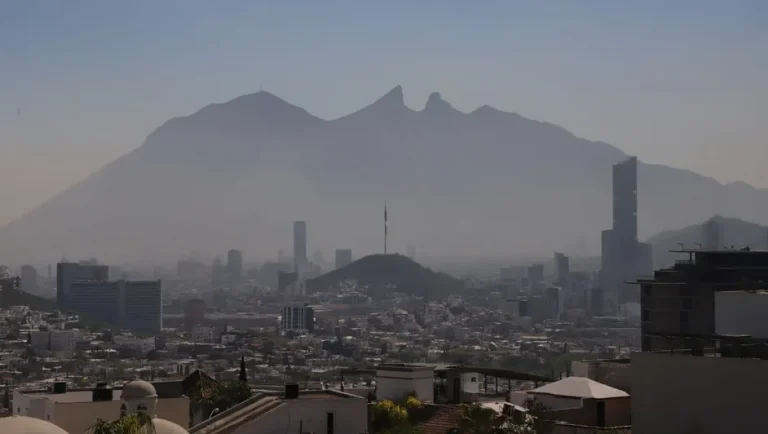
left=384, top=201, right=388, bottom=254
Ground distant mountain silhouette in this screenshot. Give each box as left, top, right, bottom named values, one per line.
left=2, top=86, right=768, bottom=263
left=647, top=216, right=768, bottom=267
left=306, top=254, right=462, bottom=298
left=0, top=277, right=57, bottom=312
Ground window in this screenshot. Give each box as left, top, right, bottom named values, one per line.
left=642, top=285, right=651, bottom=297
left=120, top=404, right=127, bottom=418
left=137, top=403, right=147, bottom=415
left=470, top=377, right=477, bottom=383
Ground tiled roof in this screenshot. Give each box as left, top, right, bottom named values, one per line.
left=418, top=406, right=461, bottom=434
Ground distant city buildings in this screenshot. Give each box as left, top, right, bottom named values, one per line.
left=56, top=262, right=109, bottom=307
left=335, top=249, right=352, bottom=269
left=702, top=218, right=722, bottom=249
left=70, top=279, right=162, bottom=332
left=20, top=265, right=38, bottom=292
left=184, top=299, right=206, bottom=331
left=226, top=249, right=243, bottom=286
left=293, top=221, right=307, bottom=273
left=280, top=303, right=314, bottom=333
left=177, top=259, right=208, bottom=281
left=600, top=156, right=652, bottom=307
left=554, top=252, right=570, bottom=288
left=526, top=264, right=544, bottom=290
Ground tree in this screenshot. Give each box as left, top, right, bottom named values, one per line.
left=87, top=414, right=155, bottom=434
left=190, top=380, right=253, bottom=421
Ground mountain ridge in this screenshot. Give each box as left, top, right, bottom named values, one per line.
left=1, top=86, right=767, bottom=264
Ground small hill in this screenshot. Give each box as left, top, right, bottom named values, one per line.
left=305, top=254, right=462, bottom=298
left=647, top=216, right=768, bottom=267
left=0, top=278, right=58, bottom=312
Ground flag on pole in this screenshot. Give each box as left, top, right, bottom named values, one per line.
left=384, top=202, right=388, bottom=236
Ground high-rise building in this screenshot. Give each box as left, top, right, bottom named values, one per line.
left=184, top=299, right=206, bottom=331
left=211, top=257, right=225, bottom=287
left=600, top=157, right=652, bottom=306
left=293, top=221, right=307, bottom=272
left=281, top=303, right=314, bottom=333
left=57, top=262, right=109, bottom=307
left=70, top=279, right=162, bottom=332
left=226, top=249, right=243, bottom=286
left=702, top=218, right=722, bottom=249
left=20, top=265, right=38, bottom=292
left=335, top=249, right=353, bottom=269
left=122, top=280, right=162, bottom=332
left=553, top=253, right=570, bottom=287
left=527, top=264, right=545, bottom=289
left=638, top=249, right=768, bottom=352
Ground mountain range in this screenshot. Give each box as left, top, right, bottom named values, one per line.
left=2, top=86, right=768, bottom=264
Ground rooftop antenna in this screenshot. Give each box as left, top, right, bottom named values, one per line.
left=677, top=243, right=684, bottom=250
left=694, top=243, right=702, bottom=249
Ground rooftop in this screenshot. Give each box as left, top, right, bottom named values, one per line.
left=530, top=377, right=628, bottom=399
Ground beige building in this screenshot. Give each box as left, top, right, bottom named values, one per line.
left=632, top=350, right=768, bottom=434
left=570, top=358, right=631, bottom=393
left=509, top=376, right=631, bottom=431
left=375, top=363, right=434, bottom=402
left=13, top=381, right=189, bottom=434
left=190, top=388, right=368, bottom=434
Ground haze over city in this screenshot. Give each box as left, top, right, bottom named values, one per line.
left=4, top=3, right=768, bottom=434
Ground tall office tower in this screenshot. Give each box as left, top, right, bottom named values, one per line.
left=280, top=303, right=314, bottom=333
left=554, top=252, right=570, bottom=287
left=702, top=218, right=722, bottom=249
left=226, top=249, right=243, bottom=286
left=600, top=157, right=652, bottom=306
left=20, top=265, right=38, bottom=292
left=293, top=221, right=307, bottom=272
left=335, top=249, right=353, bottom=269
left=211, top=257, right=225, bottom=287
left=527, top=264, right=545, bottom=289
left=70, top=279, right=162, bottom=332
left=57, top=262, right=109, bottom=308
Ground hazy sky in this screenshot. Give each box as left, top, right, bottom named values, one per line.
left=1, top=1, right=766, bottom=226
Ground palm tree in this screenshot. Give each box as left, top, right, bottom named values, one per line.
left=87, top=414, right=155, bottom=434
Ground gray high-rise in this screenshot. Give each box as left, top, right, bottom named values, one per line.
left=226, top=249, right=243, bottom=286
left=335, top=249, right=352, bottom=269
left=600, top=157, right=652, bottom=305
left=293, top=221, right=307, bottom=272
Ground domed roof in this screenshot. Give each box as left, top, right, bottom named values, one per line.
left=0, top=416, right=69, bottom=434
left=148, top=418, right=190, bottom=434
left=122, top=380, right=158, bottom=400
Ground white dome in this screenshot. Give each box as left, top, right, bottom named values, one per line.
left=148, top=418, right=190, bottom=434
left=0, top=416, right=69, bottom=434
left=122, top=380, right=158, bottom=400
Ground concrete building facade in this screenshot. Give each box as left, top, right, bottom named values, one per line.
left=632, top=351, right=768, bottom=434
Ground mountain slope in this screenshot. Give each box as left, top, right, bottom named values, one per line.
left=2, top=86, right=768, bottom=263
left=647, top=216, right=768, bottom=267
